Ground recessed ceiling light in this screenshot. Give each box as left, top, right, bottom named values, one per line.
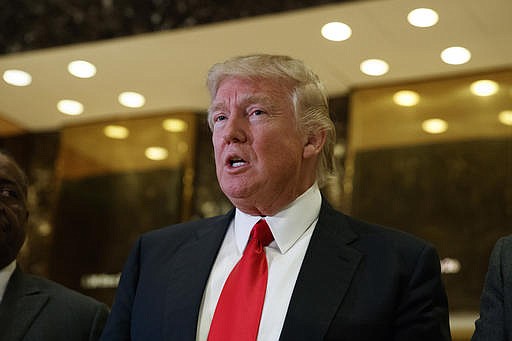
left=68, top=60, right=97, bottom=78
left=57, top=99, right=84, bottom=115
left=145, top=146, right=168, bottom=161
left=104, top=125, right=129, bottom=139
left=118, top=91, right=146, bottom=108
left=407, top=8, right=439, bottom=28
left=498, top=110, right=512, bottom=126
left=2, top=69, right=32, bottom=86
left=162, top=118, right=188, bottom=133
left=321, top=22, right=352, bottom=41
left=360, top=59, right=389, bottom=76
left=470, top=80, right=499, bottom=96
left=422, top=118, right=448, bottom=134
left=393, top=90, right=420, bottom=106
left=440, top=46, right=471, bottom=65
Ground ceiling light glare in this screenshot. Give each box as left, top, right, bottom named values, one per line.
left=393, top=90, right=420, bottom=106
left=407, top=8, right=439, bottom=28
left=470, top=80, right=499, bottom=96
left=498, top=110, right=512, bottom=126
left=2, top=69, right=32, bottom=86
left=68, top=60, right=97, bottom=78
left=104, top=125, right=129, bottom=139
left=422, top=118, right=448, bottom=134
left=440, top=46, right=471, bottom=65
left=360, top=59, right=389, bottom=76
left=57, top=99, right=84, bottom=115
left=321, top=22, right=352, bottom=42
left=145, top=146, right=168, bottom=161
left=118, top=91, right=146, bottom=108
left=163, top=118, right=188, bottom=133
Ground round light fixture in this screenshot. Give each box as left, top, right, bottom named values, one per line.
left=422, top=118, right=448, bottom=134
left=393, top=90, right=420, bottom=106
left=360, top=59, right=389, bottom=76
left=145, top=147, right=168, bottom=161
left=498, top=110, right=512, bottom=126
left=57, top=99, right=84, bottom=115
left=68, top=60, right=97, bottom=78
left=407, top=8, right=439, bottom=28
left=118, top=91, right=146, bottom=108
left=104, top=125, right=130, bottom=139
left=470, top=80, right=499, bottom=96
left=441, top=46, right=471, bottom=65
left=3, top=69, right=32, bottom=86
left=321, top=22, right=352, bottom=41
left=162, top=118, right=188, bottom=132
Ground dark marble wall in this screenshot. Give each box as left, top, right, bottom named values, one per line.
left=351, top=138, right=512, bottom=311
left=1, top=0, right=356, bottom=54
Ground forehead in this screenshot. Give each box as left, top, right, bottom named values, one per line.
left=212, top=76, right=293, bottom=105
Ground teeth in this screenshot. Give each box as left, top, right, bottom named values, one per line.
left=232, top=161, right=245, bottom=167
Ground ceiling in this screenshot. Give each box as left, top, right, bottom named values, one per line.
left=0, top=0, right=511, bottom=133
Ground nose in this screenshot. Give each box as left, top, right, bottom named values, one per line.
left=223, top=116, right=247, bottom=144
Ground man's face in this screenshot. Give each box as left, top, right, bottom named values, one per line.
left=211, top=76, right=318, bottom=215
left=0, top=155, right=27, bottom=269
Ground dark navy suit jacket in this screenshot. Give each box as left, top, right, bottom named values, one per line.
left=101, top=200, right=451, bottom=340
left=0, top=266, right=109, bottom=341
left=472, top=235, right=512, bottom=341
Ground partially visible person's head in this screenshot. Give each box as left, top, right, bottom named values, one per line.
left=207, top=54, right=336, bottom=215
left=0, top=152, right=28, bottom=269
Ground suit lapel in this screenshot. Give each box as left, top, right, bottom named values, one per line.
left=280, top=201, right=362, bottom=340
left=0, top=267, right=49, bottom=341
left=163, top=211, right=233, bottom=340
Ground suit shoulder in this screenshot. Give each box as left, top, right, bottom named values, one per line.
left=26, top=274, right=108, bottom=312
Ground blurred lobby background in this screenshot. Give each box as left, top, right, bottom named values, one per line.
left=0, top=0, right=511, bottom=340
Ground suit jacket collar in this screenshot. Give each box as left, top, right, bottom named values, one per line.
left=163, top=210, right=233, bottom=340
left=0, top=267, right=50, bottom=341
left=280, top=199, right=362, bottom=340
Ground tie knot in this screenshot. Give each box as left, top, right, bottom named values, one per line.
left=251, top=219, right=274, bottom=247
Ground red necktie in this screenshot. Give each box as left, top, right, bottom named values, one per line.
left=207, top=219, right=274, bottom=341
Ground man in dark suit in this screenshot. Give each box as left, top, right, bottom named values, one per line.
left=0, top=151, right=109, bottom=340
left=472, top=234, right=512, bottom=341
left=101, top=54, right=451, bottom=340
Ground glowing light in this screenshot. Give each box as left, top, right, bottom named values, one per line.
left=470, top=80, right=499, bottom=96
left=118, top=91, right=146, bottom=108
left=57, top=99, right=84, bottom=115
left=498, top=110, right=512, bottom=126
left=162, top=118, right=188, bottom=132
left=393, top=90, right=420, bottom=106
left=68, top=60, right=97, bottom=78
left=360, top=59, right=389, bottom=76
left=321, top=22, right=352, bottom=42
left=3, top=69, right=32, bottom=86
left=103, top=125, right=129, bottom=139
left=422, top=118, right=448, bottom=134
left=145, top=146, right=168, bottom=160
left=441, top=46, right=471, bottom=65
left=407, top=8, right=439, bottom=28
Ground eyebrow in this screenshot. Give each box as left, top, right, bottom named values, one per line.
left=208, top=94, right=279, bottom=114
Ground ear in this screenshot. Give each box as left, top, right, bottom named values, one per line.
left=303, top=129, right=326, bottom=159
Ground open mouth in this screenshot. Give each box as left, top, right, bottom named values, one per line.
left=229, top=158, right=247, bottom=168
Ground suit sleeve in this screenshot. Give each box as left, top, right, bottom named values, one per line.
left=394, top=244, right=452, bottom=341
left=100, top=238, right=142, bottom=341
left=471, top=237, right=508, bottom=341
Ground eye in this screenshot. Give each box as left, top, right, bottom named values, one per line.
left=249, top=109, right=266, bottom=118
left=213, top=113, right=228, bottom=123
left=0, top=187, right=18, bottom=199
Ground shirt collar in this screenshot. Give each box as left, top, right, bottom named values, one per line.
left=234, top=183, right=322, bottom=254
left=0, top=260, right=16, bottom=303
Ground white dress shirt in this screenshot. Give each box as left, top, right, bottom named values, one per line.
left=0, top=260, right=16, bottom=303
left=196, top=183, right=321, bottom=341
